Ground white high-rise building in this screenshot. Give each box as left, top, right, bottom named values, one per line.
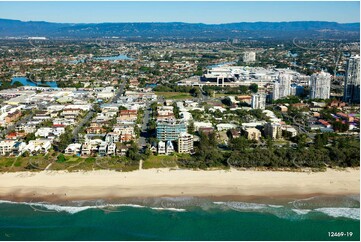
left=177, top=133, right=194, bottom=153
left=272, top=73, right=292, bottom=100
left=243, top=51, right=256, bottom=63
left=310, top=71, right=331, bottom=99
left=251, top=94, right=266, bottom=110
left=343, top=55, right=360, bottom=104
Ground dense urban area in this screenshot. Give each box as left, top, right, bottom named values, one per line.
left=0, top=37, right=359, bottom=172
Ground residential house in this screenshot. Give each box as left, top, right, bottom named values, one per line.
left=65, top=143, right=82, bottom=155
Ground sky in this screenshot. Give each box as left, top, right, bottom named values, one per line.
left=0, top=1, right=359, bottom=24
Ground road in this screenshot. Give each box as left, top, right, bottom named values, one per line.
left=138, top=101, right=152, bottom=148
left=111, top=80, right=127, bottom=103
left=71, top=80, right=126, bottom=142
left=72, top=110, right=94, bottom=142
left=198, top=85, right=210, bottom=103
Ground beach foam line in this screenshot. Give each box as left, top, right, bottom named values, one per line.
left=0, top=200, right=91, bottom=214
left=291, top=209, right=312, bottom=215
left=213, top=201, right=360, bottom=220
left=314, top=207, right=360, bottom=220
left=213, top=201, right=268, bottom=210
left=0, top=200, right=150, bottom=214
left=150, top=207, right=186, bottom=212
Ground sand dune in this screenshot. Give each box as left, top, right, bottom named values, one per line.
left=0, top=168, right=359, bottom=202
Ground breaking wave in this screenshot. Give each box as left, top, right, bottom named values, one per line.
left=213, top=199, right=360, bottom=221
left=1, top=195, right=359, bottom=220
left=314, top=208, right=360, bottom=220
left=0, top=200, right=184, bottom=214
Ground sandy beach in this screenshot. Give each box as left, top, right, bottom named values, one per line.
left=0, top=168, right=359, bottom=202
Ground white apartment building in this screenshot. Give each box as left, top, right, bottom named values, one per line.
left=251, top=94, right=266, bottom=110
left=310, top=71, right=331, bottom=99
left=273, top=73, right=292, bottom=100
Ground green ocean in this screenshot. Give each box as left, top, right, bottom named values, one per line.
left=0, top=196, right=359, bottom=241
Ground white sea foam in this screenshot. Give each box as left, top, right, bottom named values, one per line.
left=214, top=201, right=268, bottom=210
left=0, top=200, right=91, bottom=214
left=268, top=205, right=284, bottom=208
left=292, top=209, right=312, bottom=215
left=0, top=200, right=148, bottom=214
left=315, top=207, right=360, bottom=220
left=150, top=207, right=186, bottom=212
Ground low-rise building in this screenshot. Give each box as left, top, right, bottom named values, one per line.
left=281, top=125, right=298, bottom=137
left=0, top=140, right=16, bottom=155
left=65, top=143, right=82, bottom=155
left=158, top=141, right=166, bottom=154
left=244, top=128, right=261, bottom=141
left=5, top=110, right=21, bottom=124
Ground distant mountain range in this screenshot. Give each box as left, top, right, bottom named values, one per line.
left=0, top=18, right=359, bottom=40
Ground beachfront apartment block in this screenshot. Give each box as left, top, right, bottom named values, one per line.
left=156, top=119, right=187, bottom=141
left=177, top=132, right=194, bottom=153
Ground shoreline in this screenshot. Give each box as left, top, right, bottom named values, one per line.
left=0, top=168, right=359, bottom=203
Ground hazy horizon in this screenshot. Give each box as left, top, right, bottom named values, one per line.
left=1, top=18, right=360, bottom=25
left=0, top=1, right=359, bottom=24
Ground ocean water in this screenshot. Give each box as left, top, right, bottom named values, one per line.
left=0, top=196, right=359, bottom=241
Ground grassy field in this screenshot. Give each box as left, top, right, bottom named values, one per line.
left=155, top=92, right=192, bottom=100
left=142, top=153, right=192, bottom=169
left=0, top=154, right=139, bottom=172
left=214, top=93, right=228, bottom=98
left=0, top=151, right=193, bottom=172
left=142, top=155, right=178, bottom=169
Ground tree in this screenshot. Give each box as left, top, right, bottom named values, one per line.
left=292, top=134, right=307, bottom=149
left=57, top=153, right=66, bottom=163
left=314, top=133, right=329, bottom=148
left=187, top=121, right=195, bottom=134
left=24, top=133, right=36, bottom=143
left=230, top=136, right=250, bottom=152
left=221, top=97, right=232, bottom=106
left=143, top=147, right=151, bottom=158
left=56, top=127, right=73, bottom=152
left=332, top=121, right=349, bottom=132
left=194, top=65, right=203, bottom=76
left=190, top=87, right=201, bottom=97
left=126, top=142, right=141, bottom=162
left=249, top=84, right=258, bottom=93
left=239, top=86, right=248, bottom=94
left=173, top=103, right=180, bottom=119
